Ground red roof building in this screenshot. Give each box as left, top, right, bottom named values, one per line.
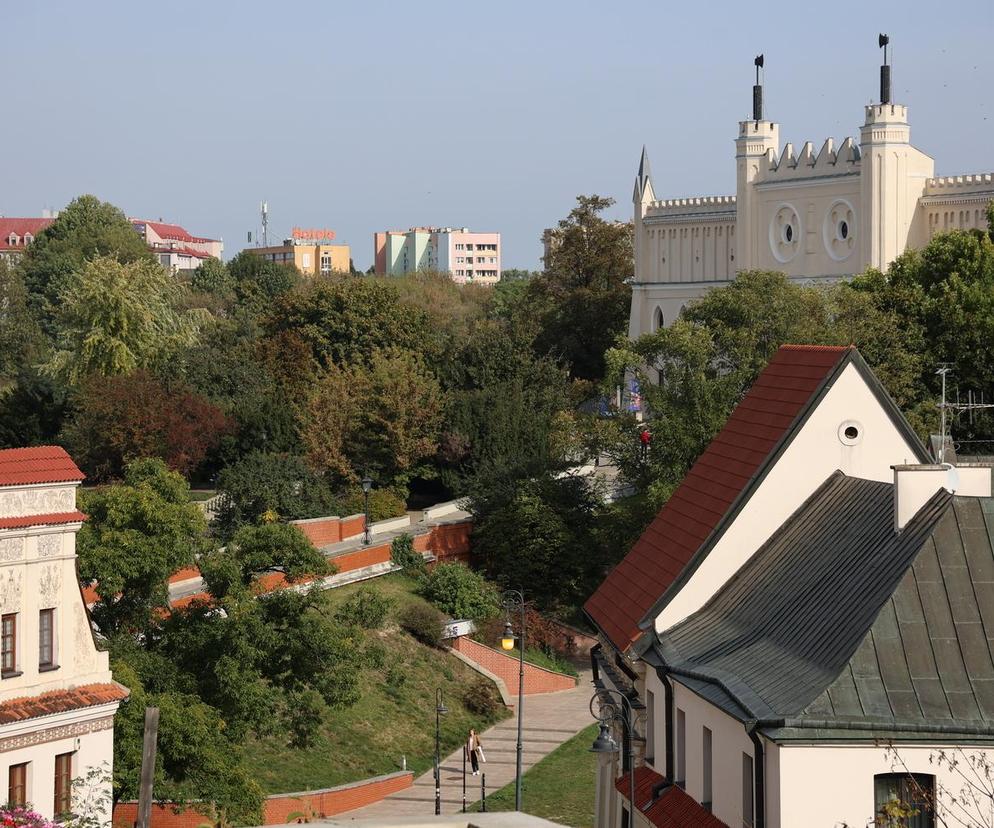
left=0, top=217, right=53, bottom=260
left=132, top=219, right=223, bottom=271
left=614, top=767, right=728, bottom=828
left=0, top=446, right=86, bottom=488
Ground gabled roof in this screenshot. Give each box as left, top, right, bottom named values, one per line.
left=134, top=220, right=217, bottom=245
left=585, top=345, right=859, bottom=651
left=0, top=446, right=85, bottom=487
left=0, top=682, right=129, bottom=724
left=653, top=473, right=956, bottom=736
left=615, top=766, right=727, bottom=828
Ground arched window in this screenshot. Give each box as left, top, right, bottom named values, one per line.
left=652, top=306, right=664, bottom=332
left=874, top=773, right=935, bottom=827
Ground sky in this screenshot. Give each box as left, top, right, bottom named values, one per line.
left=2, top=1, right=992, bottom=271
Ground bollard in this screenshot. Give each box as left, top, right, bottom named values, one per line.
left=462, top=746, right=467, bottom=813
left=481, top=772, right=486, bottom=812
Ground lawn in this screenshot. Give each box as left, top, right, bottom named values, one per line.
left=243, top=574, right=512, bottom=793
left=472, top=723, right=599, bottom=827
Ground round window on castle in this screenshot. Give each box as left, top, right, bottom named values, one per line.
left=839, top=221, right=849, bottom=240
left=784, top=225, right=793, bottom=243
left=838, top=420, right=863, bottom=446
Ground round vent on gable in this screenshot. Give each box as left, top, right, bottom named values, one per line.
left=838, top=420, right=863, bottom=446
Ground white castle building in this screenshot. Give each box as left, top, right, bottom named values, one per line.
left=630, top=43, right=994, bottom=337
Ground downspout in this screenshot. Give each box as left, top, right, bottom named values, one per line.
left=660, top=672, right=674, bottom=781
left=747, top=725, right=766, bottom=828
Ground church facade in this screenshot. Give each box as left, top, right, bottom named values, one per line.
left=630, top=48, right=994, bottom=337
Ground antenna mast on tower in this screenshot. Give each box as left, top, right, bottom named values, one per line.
left=260, top=201, right=269, bottom=247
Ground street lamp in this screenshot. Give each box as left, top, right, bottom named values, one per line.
left=361, top=476, right=373, bottom=545
left=590, top=689, right=636, bottom=826
left=434, top=688, right=448, bottom=815
left=501, top=589, right=525, bottom=811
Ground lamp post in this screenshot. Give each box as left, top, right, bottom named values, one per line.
left=501, top=589, right=525, bottom=811
left=589, top=689, right=636, bottom=826
left=434, top=688, right=448, bottom=815
left=361, top=475, right=373, bottom=545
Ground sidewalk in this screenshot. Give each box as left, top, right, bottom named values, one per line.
left=343, top=668, right=594, bottom=819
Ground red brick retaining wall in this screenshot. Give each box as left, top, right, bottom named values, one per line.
left=449, top=636, right=577, bottom=695
left=290, top=514, right=366, bottom=546
left=113, top=771, right=414, bottom=827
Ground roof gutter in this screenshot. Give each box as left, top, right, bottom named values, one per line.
left=756, top=717, right=994, bottom=738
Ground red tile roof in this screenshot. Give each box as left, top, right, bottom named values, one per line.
left=0, top=217, right=52, bottom=250
left=0, top=446, right=85, bottom=487
left=136, top=220, right=216, bottom=245
left=585, top=345, right=851, bottom=651
left=616, top=766, right=727, bottom=828
left=0, top=511, right=86, bottom=530
left=0, top=682, right=129, bottom=724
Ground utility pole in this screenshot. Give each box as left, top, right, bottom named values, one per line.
left=137, top=708, right=160, bottom=828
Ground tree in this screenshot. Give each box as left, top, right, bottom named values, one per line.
left=470, top=473, right=606, bottom=613
left=198, top=523, right=330, bottom=600
left=44, top=255, right=207, bottom=386
left=19, top=195, right=152, bottom=329
left=299, top=348, right=444, bottom=485
left=190, top=257, right=233, bottom=296
left=263, top=278, right=431, bottom=370
left=77, top=459, right=210, bottom=635
left=62, top=371, right=230, bottom=481
left=529, top=195, right=633, bottom=381
left=212, top=451, right=337, bottom=535
left=418, top=563, right=501, bottom=621
left=0, top=260, right=43, bottom=397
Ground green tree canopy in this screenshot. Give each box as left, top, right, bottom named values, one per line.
left=44, top=255, right=207, bottom=386
left=77, top=459, right=210, bottom=635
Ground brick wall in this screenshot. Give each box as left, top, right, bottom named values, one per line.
left=112, top=772, right=413, bottom=828
left=429, top=522, right=473, bottom=563
left=290, top=514, right=367, bottom=547
left=449, top=636, right=576, bottom=695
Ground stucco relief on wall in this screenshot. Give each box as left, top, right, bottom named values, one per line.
left=0, top=538, right=24, bottom=563
left=37, top=534, right=62, bottom=558
left=39, top=563, right=62, bottom=604
left=0, top=568, right=22, bottom=612
left=0, top=715, right=114, bottom=753
left=0, top=487, right=74, bottom=519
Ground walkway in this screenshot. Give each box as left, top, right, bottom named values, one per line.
left=343, top=668, right=595, bottom=819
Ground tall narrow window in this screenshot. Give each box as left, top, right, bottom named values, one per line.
left=1, top=613, right=16, bottom=675
left=702, top=727, right=713, bottom=811
left=675, top=708, right=686, bottom=787
left=55, top=753, right=73, bottom=816
left=742, top=752, right=755, bottom=827
left=39, top=609, right=55, bottom=669
left=620, top=805, right=630, bottom=828
left=8, top=762, right=27, bottom=807
left=645, top=689, right=655, bottom=764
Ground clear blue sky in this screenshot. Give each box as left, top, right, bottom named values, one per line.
left=2, top=1, right=992, bottom=271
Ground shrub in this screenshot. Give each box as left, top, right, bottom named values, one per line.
left=391, top=533, right=426, bottom=576
left=463, top=678, right=504, bottom=717
left=337, top=486, right=408, bottom=522
left=419, top=563, right=500, bottom=621
left=398, top=603, right=445, bottom=647
left=334, top=587, right=393, bottom=629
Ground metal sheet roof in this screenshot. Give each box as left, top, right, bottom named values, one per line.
left=655, top=473, right=954, bottom=732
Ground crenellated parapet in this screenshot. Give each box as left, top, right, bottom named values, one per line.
left=645, top=195, right=737, bottom=221
left=924, top=173, right=994, bottom=194
left=756, top=137, right=861, bottom=182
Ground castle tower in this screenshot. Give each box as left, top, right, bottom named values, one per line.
left=633, top=145, right=656, bottom=281
left=858, top=35, right=934, bottom=270
left=735, top=55, right=779, bottom=270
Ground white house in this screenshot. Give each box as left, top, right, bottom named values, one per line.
left=0, top=446, right=127, bottom=823
left=630, top=40, right=994, bottom=336
left=585, top=346, right=994, bottom=827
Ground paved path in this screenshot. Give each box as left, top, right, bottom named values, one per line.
left=343, top=668, right=594, bottom=819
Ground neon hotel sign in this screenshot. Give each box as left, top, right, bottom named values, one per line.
left=292, top=227, right=336, bottom=241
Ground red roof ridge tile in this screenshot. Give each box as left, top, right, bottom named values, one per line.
left=0, top=682, right=129, bottom=725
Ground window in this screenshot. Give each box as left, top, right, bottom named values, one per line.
left=320, top=254, right=332, bottom=274
left=466, top=244, right=474, bottom=250
left=645, top=689, right=655, bottom=764
left=39, top=609, right=55, bottom=669
left=8, top=762, right=27, bottom=807
left=702, top=727, right=713, bottom=811
left=455, top=244, right=464, bottom=250
left=742, top=753, right=754, bottom=827
left=1, top=613, right=16, bottom=675
left=874, top=773, right=935, bottom=828
left=466, top=257, right=474, bottom=264
left=620, top=805, right=630, bottom=828
left=675, top=708, right=686, bottom=787
left=55, top=753, right=73, bottom=817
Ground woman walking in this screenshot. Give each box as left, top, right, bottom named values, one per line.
left=467, top=728, right=484, bottom=775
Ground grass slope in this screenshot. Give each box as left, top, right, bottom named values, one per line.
left=244, top=574, right=511, bottom=793
left=474, top=723, right=598, bottom=828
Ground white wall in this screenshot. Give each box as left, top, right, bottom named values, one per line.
left=655, top=362, right=923, bottom=633
left=776, top=742, right=994, bottom=828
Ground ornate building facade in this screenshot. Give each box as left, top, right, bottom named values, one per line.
left=0, top=447, right=127, bottom=823
left=630, top=50, right=994, bottom=337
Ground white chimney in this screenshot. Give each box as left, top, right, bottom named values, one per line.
left=893, top=464, right=993, bottom=530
